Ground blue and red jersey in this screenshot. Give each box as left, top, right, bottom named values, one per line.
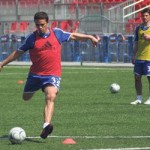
left=18, top=28, right=71, bottom=77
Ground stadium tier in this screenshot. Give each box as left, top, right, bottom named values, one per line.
left=0, top=0, right=148, bottom=34
left=0, top=0, right=148, bottom=63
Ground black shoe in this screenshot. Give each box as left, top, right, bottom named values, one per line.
left=40, top=124, right=53, bottom=139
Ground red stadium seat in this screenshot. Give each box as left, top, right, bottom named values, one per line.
left=81, top=0, right=88, bottom=4
left=60, top=21, right=69, bottom=31
left=43, top=0, right=54, bottom=4
left=135, top=17, right=142, bottom=23
left=115, top=0, right=125, bottom=3
left=67, top=20, right=73, bottom=27
left=50, top=21, right=58, bottom=29
left=7, top=0, right=16, bottom=5
left=95, top=0, right=102, bottom=3
left=72, top=21, right=80, bottom=32
left=137, top=12, right=141, bottom=18
left=0, top=0, right=16, bottom=5
left=88, top=0, right=96, bottom=3
left=10, top=22, right=18, bottom=32
left=31, top=0, right=38, bottom=5
left=69, top=2, right=76, bottom=13
left=20, top=21, right=29, bottom=32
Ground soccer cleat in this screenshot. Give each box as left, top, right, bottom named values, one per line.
left=144, top=99, right=150, bottom=105
left=40, top=124, right=53, bottom=139
left=130, top=100, right=142, bottom=105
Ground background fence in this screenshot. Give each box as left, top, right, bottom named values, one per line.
left=0, top=33, right=134, bottom=63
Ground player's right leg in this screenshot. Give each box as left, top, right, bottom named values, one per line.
left=131, top=61, right=142, bottom=105
left=134, top=74, right=142, bottom=98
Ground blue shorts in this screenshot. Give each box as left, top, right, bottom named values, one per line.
left=134, top=60, right=150, bottom=76
left=24, top=73, right=61, bottom=93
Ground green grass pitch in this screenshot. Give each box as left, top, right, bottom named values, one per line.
left=0, top=66, right=150, bottom=150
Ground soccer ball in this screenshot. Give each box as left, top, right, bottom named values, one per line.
left=110, top=83, right=120, bottom=93
left=8, top=127, right=26, bottom=144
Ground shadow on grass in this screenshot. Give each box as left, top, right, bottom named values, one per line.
left=25, top=138, right=45, bottom=143
left=0, top=135, right=8, bottom=140
left=0, top=135, right=45, bottom=144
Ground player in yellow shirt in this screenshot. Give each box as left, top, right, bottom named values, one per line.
left=131, top=8, right=150, bottom=105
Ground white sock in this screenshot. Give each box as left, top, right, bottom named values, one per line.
left=137, top=95, right=142, bottom=101
left=43, top=122, right=50, bottom=128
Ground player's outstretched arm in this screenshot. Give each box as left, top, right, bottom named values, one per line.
left=70, top=32, right=100, bottom=47
left=0, top=50, right=23, bottom=71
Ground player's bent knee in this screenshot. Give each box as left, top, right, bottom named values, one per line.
left=46, top=94, right=56, bottom=102
left=22, top=93, right=34, bottom=101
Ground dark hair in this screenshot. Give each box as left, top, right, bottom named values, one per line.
left=34, top=12, right=49, bottom=23
left=141, top=8, right=150, bottom=15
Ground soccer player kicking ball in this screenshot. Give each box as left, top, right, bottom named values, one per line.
left=0, top=12, right=100, bottom=139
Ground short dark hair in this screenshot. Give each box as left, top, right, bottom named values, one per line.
left=141, top=8, right=150, bottom=15
left=34, top=12, right=49, bottom=23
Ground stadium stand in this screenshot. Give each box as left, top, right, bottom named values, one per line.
left=0, top=0, right=16, bottom=5
left=0, top=0, right=148, bottom=63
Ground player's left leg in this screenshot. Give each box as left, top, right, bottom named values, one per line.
left=43, top=85, right=57, bottom=124
left=147, top=76, right=150, bottom=94
left=144, top=76, right=150, bottom=104
left=40, top=85, right=58, bottom=139
left=143, top=61, right=150, bottom=104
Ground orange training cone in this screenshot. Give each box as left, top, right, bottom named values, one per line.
left=62, top=138, right=76, bottom=144
left=17, top=80, right=24, bottom=84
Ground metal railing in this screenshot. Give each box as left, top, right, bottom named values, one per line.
left=123, top=2, right=150, bottom=22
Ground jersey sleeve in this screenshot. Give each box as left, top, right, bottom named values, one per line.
left=53, top=28, right=71, bottom=44
left=18, top=33, right=35, bottom=52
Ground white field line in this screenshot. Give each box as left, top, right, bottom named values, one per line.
left=2, top=135, right=150, bottom=150
left=1, top=135, right=150, bottom=140
left=6, top=62, right=133, bottom=67
left=0, top=73, right=27, bottom=75
left=63, top=67, right=133, bottom=70
left=0, top=70, right=131, bottom=76
left=80, top=148, right=150, bottom=150
left=27, top=135, right=150, bottom=139
left=2, top=67, right=132, bottom=70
